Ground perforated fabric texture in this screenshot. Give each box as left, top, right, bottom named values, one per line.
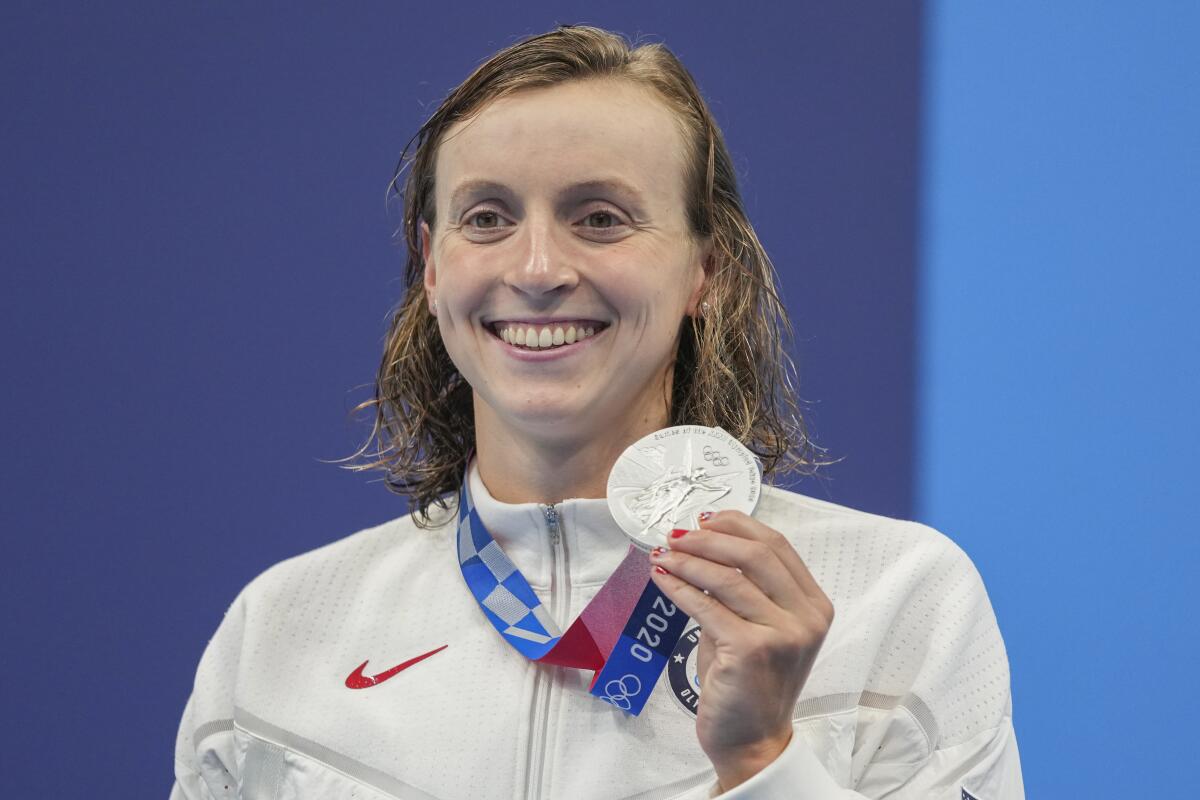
left=170, top=467, right=1021, bottom=799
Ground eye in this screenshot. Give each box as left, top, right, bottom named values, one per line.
left=465, top=209, right=507, bottom=230
left=578, top=207, right=629, bottom=236
left=583, top=211, right=618, bottom=228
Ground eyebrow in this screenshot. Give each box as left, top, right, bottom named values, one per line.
left=447, top=177, right=648, bottom=216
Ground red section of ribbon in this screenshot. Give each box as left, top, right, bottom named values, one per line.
left=537, top=620, right=604, bottom=669
left=531, top=545, right=651, bottom=672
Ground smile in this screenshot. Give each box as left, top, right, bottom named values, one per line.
left=488, top=320, right=609, bottom=351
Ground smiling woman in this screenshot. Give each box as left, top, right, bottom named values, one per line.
left=421, top=78, right=722, bottom=504
left=355, top=30, right=820, bottom=522
left=171, top=24, right=1023, bottom=800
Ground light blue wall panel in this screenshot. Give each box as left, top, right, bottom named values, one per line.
left=919, top=3, right=1199, bottom=794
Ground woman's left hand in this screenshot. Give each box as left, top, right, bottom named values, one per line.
left=648, top=510, right=835, bottom=791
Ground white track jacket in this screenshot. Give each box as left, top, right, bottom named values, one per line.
left=171, top=463, right=1024, bottom=799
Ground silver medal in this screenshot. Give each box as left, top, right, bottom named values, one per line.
left=606, top=425, right=762, bottom=551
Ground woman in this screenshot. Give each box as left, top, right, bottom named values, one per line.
left=172, top=25, right=1023, bottom=799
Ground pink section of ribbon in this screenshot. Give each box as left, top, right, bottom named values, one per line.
left=533, top=544, right=650, bottom=669
left=577, top=545, right=651, bottom=657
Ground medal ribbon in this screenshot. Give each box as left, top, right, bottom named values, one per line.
left=456, top=471, right=690, bottom=715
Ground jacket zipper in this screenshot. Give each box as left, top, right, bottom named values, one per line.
left=525, top=503, right=568, bottom=800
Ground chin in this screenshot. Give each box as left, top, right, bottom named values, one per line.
left=507, top=400, right=587, bottom=428
left=487, top=392, right=606, bottom=436
left=477, top=379, right=654, bottom=440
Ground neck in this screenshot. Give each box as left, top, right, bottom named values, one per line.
left=473, top=396, right=669, bottom=505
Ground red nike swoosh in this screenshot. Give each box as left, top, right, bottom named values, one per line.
left=344, top=644, right=448, bottom=689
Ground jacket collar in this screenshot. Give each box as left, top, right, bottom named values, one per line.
left=466, top=458, right=632, bottom=590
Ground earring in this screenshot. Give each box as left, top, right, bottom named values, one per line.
left=431, top=297, right=438, bottom=315
left=701, top=301, right=711, bottom=316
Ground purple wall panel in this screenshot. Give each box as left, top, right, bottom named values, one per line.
left=0, top=4, right=921, bottom=794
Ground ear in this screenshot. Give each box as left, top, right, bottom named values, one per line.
left=685, top=236, right=714, bottom=317
left=420, top=219, right=437, bottom=312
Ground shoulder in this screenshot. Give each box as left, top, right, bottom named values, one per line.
left=176, top=500, right=461, bottom=770
left=756, top=482, right=976, bottom=578
left=755, top=483, right=996, bottom=656
left=758, top=485, right=1013, bottom=746
left=233, top=497, right=459, bottom=616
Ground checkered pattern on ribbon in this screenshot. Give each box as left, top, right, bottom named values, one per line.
left=457, top=481, right=562, bottom=659
left=455, top=467, right=689, bottom=713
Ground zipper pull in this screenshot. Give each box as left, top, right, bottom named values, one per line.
left=541, top=503, right=560, bottom=546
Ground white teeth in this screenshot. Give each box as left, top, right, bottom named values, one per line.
left=496, top=323, right=601, bottom=349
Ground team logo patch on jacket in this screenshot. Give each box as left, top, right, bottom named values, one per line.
left=667, top=625, right=702, bottom=715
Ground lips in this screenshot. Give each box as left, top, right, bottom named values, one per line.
left=488, top=320, right=608, bottom=351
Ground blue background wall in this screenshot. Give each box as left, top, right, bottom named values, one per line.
left=0, top=4, right=920, bottom=796
left=918, top=3, right=1199, bottom=795
left=1, top=2, right=1195, bottom=797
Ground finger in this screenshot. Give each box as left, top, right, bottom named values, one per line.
left=649, top=563, right=759, bottom=643
left=696, top=512, right=830, bottom=610
left=651, top=546, right=783, bottom=626
left=664, top=527, right=808, bottom=610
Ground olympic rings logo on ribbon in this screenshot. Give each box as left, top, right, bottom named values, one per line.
left=702, top=445, right=730, bottom=467
left=599, top=674, right=643, bottom=711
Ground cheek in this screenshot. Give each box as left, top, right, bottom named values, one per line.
left=606, top=267, right=693, bottom=334
left=437, top=252, right=491, bottom=316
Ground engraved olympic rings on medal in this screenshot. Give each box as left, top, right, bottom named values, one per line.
left=600, top=674, right=643, bottom=710
left=702, top=445, right=730, bottom=467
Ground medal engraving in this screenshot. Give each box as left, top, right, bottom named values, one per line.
left=608, top=426, right=762, bottom=550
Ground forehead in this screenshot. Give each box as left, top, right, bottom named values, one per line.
left=435, top=79, right=689, bottom=210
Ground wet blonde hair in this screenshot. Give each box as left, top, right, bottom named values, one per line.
left=345, top=24, right=825, bottom=525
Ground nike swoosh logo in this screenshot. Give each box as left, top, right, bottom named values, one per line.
left=344, top=644, right=448, bottom=689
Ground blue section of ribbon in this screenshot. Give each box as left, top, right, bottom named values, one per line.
left=589, top=576, right=690, bottom=715
left=457, top=481, right=561, bottom=660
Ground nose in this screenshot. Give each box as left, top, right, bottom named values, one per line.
left=503, top=212, right=579, bottom=299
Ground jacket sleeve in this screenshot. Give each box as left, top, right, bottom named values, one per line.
left=168, top=591, right=248, bottom=800
left=708, top=715, right=1022, bottom=799
left=706, top=534, right=1025, bottom=799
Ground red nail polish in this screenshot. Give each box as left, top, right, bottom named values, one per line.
left=653, top=565, right=670, bottom=575
left=650, top=546, right=665, bottom=557
left=698, top=511, right=713, bottom=522
left=670, top=528, right=689, bottom=539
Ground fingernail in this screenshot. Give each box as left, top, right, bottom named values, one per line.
left=698, top=511, right=713, bottom=522
left=653, top=565, right=670, bottom=575
left=650, top=546, right=666, bottom=558
left=670, top=528, right=689, bottom=539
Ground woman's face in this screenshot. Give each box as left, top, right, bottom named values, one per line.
left=422, top=78, right=707, bottom=447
